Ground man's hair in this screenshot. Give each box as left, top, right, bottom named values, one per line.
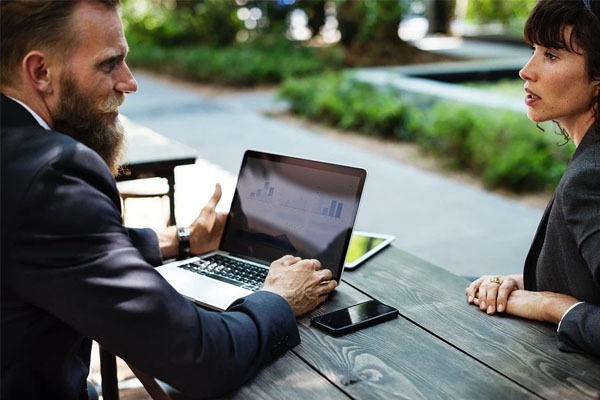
left=524, top=0, right=600, bottom=132
left=0, top=0, right=120, bottom=86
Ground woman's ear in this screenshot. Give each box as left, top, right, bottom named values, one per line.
left=22, top=51, right=55, bottom=95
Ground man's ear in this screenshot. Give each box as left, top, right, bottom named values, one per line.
left=22, top=51, right=55, bottom=95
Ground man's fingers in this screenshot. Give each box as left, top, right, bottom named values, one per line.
left=317, top=268, right=333, bottom=281
left=206, top=183, right=222, bottom=208
left=283, top=255, right=301, bottom=265
left=196, top=184, right=222, bottom=226
left=320, top=279, right=337, bottom=294
left=314, top=280, right=336, bottom=305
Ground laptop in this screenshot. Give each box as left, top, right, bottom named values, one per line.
left=156, top=150, right=367, bottom=311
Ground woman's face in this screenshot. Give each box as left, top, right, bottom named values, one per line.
left=519, top=26, right=599, bottom=144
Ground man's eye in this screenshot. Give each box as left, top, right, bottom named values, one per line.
left=101, top=59, right=118, bottom=72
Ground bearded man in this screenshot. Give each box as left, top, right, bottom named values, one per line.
left=0, top=1, right=336, bottom=399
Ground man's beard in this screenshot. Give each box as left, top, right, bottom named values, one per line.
left=53, top=75, right=126, bottom=176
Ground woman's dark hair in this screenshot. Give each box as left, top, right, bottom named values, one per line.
left=524, top=0, right=600, bottom=135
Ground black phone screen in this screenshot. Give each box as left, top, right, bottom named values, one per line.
left=310, top=299, right=398, bottom=335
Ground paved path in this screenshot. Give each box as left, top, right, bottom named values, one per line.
left=120, top=68, right=545, bottom=279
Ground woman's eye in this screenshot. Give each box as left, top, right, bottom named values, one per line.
left=544, top=52, right=558, bottom=61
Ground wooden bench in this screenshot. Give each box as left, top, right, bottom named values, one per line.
left=117, top=116, right=198, bottom=226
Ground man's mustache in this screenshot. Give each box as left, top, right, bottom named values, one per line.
left=98, top=95, right=125, bottom=113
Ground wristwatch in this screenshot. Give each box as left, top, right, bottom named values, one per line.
left=176, top=226, right=191, bottom=260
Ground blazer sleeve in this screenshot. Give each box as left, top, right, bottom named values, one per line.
left=555, top=137, right=600, bottom=357
left=562, top=162, right=600, bottom=289
left=126, top=227, right=162, bottom=266
left=5, top=133, right=300, bottom=398
left=557, top=303, right=600, bottom=357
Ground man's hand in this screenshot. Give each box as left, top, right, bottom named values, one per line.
left=189, top=183, right=227, bottom=255
left=157, top=184, right=227, bottom=260
left=261, top=255, right=337, bottom=317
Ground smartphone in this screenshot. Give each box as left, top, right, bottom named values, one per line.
left=310, top=299, right=399, bottom=335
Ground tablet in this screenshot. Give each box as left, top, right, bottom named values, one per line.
left=344, top=231, right=395, bottom=270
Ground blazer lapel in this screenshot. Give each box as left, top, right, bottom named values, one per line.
left=523, top=192, right=555, bottom=291
left=1, top=94, right=39, bottom=128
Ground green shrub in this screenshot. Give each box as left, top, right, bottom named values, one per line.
left=122, top=0, right=242, bottom=47
left=417, top=102, right=486, bottom=169
left=470, top=112, right=572, bottom=191
left=278, top=73, right=574, bottom=192
left=416, top=102, right=572, bottom=191
left=279, top=73, right=410, bottom=139
left=127, top=38, right=343, bottom=86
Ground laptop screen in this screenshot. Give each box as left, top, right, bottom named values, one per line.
left=220, top=150, right=367, bottom=280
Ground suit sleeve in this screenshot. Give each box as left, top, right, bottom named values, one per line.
left=126, top=227, right=162, bottom=266
left=557, top=139, right=600, bottom=358
left=563, top=163, right=600, bottom=288
left=7, top=139, right=300, bottom=398
left=557, top=303, right=600, bottom=357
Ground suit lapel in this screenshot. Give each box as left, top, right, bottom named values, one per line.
left=523, top=192, right=555, bottom=291
left=1, top=94, right=40, bottom=128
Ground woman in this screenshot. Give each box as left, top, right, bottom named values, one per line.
left=465, top=0, right=600, bottom=357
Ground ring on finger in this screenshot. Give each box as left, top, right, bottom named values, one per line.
left=489, top=276, right=501, bottom=285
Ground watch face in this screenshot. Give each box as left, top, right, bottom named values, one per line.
left=177, top=227, right=191, bottom=259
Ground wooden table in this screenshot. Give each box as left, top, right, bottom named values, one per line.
left=224, top=245, right=600, bottom=400
left=117, top=117, right=197, bottom=226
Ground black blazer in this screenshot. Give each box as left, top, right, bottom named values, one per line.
left=0, top=94, right=300, bottom=399
left=524, top=127, right=600, bottom=357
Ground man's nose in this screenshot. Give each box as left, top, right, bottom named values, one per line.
left=115, top=63, right=137, bottom=94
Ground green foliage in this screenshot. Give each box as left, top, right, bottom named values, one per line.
left=464, top=0, right=537, bottom=37
left=279, top=73, right=574, bottom=192
left=418, top=102, right=485, bottom=169
left=336, top=0, right=407, bottom=45
left=355, top=0, right=407, bottom=43
left=279, top=73, right=410, bottom=139
left=419, top=103, right=572, bottom=191
left=122, top=0, right=242, bottom=47
left=126, top=37, right=344, bottom=86
left=119, top=0, right=571, bottom=193
left=465, top=0, right=535, bottom=24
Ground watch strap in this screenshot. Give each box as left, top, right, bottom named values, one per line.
left=176, top=226, right=191, bottom=260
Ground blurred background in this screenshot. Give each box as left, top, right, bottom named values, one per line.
left=117, top=0, right=566, bottom=278
left=121, top=0, right=534, bottom=78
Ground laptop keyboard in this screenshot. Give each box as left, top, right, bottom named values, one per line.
left=178, top=254, right=268, bottom=291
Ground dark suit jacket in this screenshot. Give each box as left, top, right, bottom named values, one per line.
left=0, top=94, right=300, bottom=399
left=524, top=127, right=600, bottom=357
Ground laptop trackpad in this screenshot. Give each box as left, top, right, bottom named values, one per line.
left=163, top=268, right=254, bottom=311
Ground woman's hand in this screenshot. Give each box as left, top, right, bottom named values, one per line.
left=465, top=274, right=523, bottom=314
left=466, top=275, right=580, bottom=325
left=505, top=290, right=579, bottom=324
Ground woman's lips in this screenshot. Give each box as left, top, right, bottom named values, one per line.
left=524, top=88, right=540, bottom=107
